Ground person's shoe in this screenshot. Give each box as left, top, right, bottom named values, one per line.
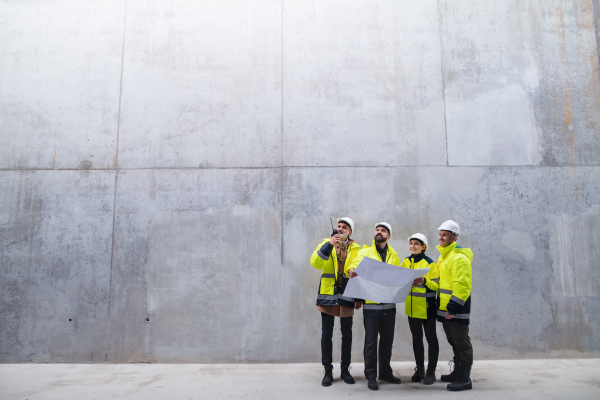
left=340, top=363, right=355, bottom=384
left=321, top=365, right=334, bottom=387
left=441, top=358, right=460, bottom=382
left=423, top=365, right=436, bottom=385
left=378, top=374, right=402, bottom=384
left=446, top=365, right=472, bottom=391
left=368, top=378, right=379, bottom=390
left=411, top=366, right=425, bottom=382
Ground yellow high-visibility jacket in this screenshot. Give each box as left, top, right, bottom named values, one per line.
left=348, top=240, right=401, bottom=316
left=401, top=253, right=439, bottom=319
left=436, top=242, right=473, bottom=326
left=310, top=238, right=361, bottom=308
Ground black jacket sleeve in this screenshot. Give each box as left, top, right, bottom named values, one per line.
left=319, top=242, right=334, bottom=258
left=446, top=299, right=461, bottom=315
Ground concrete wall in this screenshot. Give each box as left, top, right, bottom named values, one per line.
left=1, top=0, right=599, bottom=363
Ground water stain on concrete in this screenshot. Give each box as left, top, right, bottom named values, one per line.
left=549, top=205, right=600, bottom=298
left=501, top=230, right=536, bottom=261
left=543, top=204, right=600, bottom=352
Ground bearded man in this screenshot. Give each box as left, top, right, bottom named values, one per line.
left=348, top=222, right=402, bottom=391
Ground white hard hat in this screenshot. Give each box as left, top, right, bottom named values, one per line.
left=408, top=233, right=428, bottom=247
left=438, top=220, right=460, bottom=236
left=337, top=217, right=354, bottom=233
left=374, top=222, right=392, bottom=237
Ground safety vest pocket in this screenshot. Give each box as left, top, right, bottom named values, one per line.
left=320, top=274, right=335, bottom=295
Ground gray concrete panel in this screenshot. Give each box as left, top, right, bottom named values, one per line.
left=0, top=171, right=115, bottom=362
left=284, top=165, right=600, bottom=361
left=0, top=1, right=125, bottom=170
left=117, top=0, right=282, bottom=168
left=441, top=0, right=600, bottom=167
left=109, top=169, right=282, bottom=362
left=283, top=167, right=453, bottom=362
left=441, top=0, right=544, bottom=166
left=449, top=166, right=600, bottom=357
left=283, top=0, right=447, bottom=167
left=536, top=0, right=600, bottom=166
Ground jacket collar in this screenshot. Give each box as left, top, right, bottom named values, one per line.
left=409, top=252, right=426, bottom=262
left=371, top=239, right=397, bottom=258
left=437, top=241, right=457, bottom=257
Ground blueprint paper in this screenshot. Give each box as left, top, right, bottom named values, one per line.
left=343, top=257, right=430, bottom=303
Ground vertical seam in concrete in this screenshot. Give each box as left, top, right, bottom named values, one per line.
left=592, top=1, right=600, bottom=65
left=437, top=0, right=450, bottom=167
left=280, top=0, right=284, bottom=266
left=591, top=1, right=600, bottom=111
left=108, top=0, right=128, bottom=316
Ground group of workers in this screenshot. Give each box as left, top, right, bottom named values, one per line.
left=310, top=218, right=474, bottom=392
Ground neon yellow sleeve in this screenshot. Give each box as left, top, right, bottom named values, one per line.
left=309, top=240, right=330, bottom=270
left=344, top=245, right=360, bottom=275
left=348, top=248, right=367, bottom=271
left=424, top=262, right=439, bottom=291
left=451, top=256, right=472, bottom=303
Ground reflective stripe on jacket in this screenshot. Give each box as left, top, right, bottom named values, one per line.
left=348, top=240, right=401, bottom=316
left=436, top=242, right=473, bottom=326
left=401, top=253, right=439, bottom=319
left=310, top=238, right=360, bottom=307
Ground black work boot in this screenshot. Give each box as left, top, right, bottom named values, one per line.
left=411, top=365, right=425, bottom=382
left=423, top=365, right=436, bottom=385
left=367, top=378, right=379, bottom=390
left=441, top=358, right=460, bottom=382
left=321, top=365, right=334, bottom=387
left=340, top=363, right=355, bottom=384
left=447, top=365, right=472, bottom=391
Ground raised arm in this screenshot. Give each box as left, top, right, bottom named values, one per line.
left=347, top=248, right=366, bottom=272
left=309, top=240, right=333, bottom=270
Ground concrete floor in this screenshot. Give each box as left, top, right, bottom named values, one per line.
left=1, top=359, right=598, bottom=400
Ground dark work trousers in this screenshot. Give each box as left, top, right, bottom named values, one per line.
left=363, top=313, right=395, bottom=380
left=407, top=316, right=439, bottom=369
left=442, top=322, right=473, bottom=366
left=321, top=312, right=353, bottom=366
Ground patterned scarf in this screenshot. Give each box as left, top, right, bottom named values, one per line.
left=335, top=241, right=348, bottom=287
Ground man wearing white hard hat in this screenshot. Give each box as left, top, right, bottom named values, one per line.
left=310, top=217, right=360, bottom=387
left=435, top=220, right=474, bottom=392
left=402, top=233, right=440, bottom=385
left=347, top=222, right=402, bottom=391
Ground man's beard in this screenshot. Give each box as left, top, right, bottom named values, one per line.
left=374, top=235, right=386, bottom=244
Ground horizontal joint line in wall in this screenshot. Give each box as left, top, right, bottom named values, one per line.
left=0, top=164, right=599, bottom=172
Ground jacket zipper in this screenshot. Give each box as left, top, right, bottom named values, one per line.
left=411, top=258, right=414, bottom=318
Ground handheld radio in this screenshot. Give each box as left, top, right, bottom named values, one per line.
left=330, top=218, right=338, bottom=236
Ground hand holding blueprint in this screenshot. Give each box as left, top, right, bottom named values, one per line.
left=343, top=257, right=430, bottom=303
